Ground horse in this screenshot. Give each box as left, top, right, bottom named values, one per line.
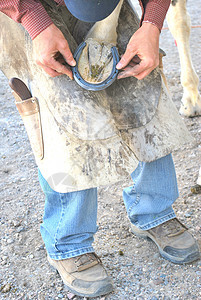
left=167, top=0, right=201, bottom=190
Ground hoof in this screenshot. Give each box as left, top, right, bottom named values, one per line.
left=179, top=94, right=201, bottom=117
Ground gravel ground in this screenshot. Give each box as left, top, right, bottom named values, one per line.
left=0, top=0, right=201, bottom=299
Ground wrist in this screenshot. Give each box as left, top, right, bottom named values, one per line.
left=141, top=21, right=160, bottom=35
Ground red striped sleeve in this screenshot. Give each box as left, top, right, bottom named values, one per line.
left=0, top=0, right=65, bottom=40
left=139, top=0, right=171, bottom=31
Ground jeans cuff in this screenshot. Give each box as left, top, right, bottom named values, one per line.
left=47, top=246, right=95, bottom=260
left=137, top=211, right=176, bottom=231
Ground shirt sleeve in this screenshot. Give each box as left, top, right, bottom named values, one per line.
left=139, top=0, right=171, bottom=31
left=0, top=0, right=64, bottom=40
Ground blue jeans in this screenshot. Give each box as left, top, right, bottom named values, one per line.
left=39, top=154, right=178, bottom=260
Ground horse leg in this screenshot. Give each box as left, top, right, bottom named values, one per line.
left=85, top=0, right=124, bottom=44
left=167, top=0, right=201, bottom=117
left=191, top=167, right=201, bottom=194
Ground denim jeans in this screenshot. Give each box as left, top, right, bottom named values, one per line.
left=38, top=154, right=178, bottom=260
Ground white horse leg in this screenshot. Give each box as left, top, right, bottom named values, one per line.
left=190, top=167, right=201, bottom=194
left=78, top=0, right=124, bottom=83
left=86, top=0, right=124, bottom=44
left=197, top=167, right=201, bottom=185
left=167, top=0, right=201, bottom=117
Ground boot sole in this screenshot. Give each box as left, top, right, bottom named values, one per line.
left=48, top=257, right=113, bottom=297
left=131, top=225, right=200, bottom=264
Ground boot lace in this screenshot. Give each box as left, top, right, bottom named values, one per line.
left=162, top=219, right=186, bottom=237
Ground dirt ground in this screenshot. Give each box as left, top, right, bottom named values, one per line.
left=0, top=0, right=201, bottom=299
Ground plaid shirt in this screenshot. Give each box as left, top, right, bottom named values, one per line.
left=0, top=0, right=170, bottom=40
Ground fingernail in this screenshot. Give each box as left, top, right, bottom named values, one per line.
left=68, top=74, right=73, bottom=80
left=116, top=62, right=122, bottom=69
left=117, top=74, right=123, bottom=80
left=71, top=59, right=76, bottom=66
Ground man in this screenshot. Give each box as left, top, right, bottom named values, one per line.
left=0, top=0, right=200, bottom=298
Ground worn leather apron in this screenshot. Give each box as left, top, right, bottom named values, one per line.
left=0, top=0, right=192, bottom=192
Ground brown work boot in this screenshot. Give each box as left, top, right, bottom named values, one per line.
left=131, top=218, right=200, bottom=264
left=48, top=253, right=113, bottom=297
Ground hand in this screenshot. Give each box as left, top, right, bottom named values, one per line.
left=33, top=24, right=76, bottom=79
left=116, top=22, right=160, bottom=80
